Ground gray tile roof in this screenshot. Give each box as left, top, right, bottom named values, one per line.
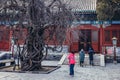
left=63, top=0, right=97, bottom=12
left=0, top=0, right=96, bottom=13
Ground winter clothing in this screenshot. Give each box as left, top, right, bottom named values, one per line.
left=68, top=53, right=75, bottom=76
left=68, top=53, right=75, bottom=64
left=88, top=47, right=94, bottom=65
left=79, top=49, right=85, bottom=67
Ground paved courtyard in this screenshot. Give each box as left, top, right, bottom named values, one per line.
left=0, top=63, right=120, bottom=80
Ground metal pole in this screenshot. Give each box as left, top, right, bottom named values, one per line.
left=113, top=46, right=117, bottom=64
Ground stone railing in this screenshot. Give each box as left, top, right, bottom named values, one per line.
left=84, top=54, right=105, bottom=66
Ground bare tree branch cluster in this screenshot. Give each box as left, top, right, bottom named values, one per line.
left=0, top=0, right=74, bottom=71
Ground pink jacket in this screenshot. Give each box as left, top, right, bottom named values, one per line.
left=68, top=53, right=75, bottom=64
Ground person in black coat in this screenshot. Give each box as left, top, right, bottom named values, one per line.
left=88, top=47, right=95, bottom=66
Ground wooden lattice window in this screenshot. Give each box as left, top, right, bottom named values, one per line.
left=105, top=30, right=110, bottom=42
left=112, top=30, right=117, bottom=38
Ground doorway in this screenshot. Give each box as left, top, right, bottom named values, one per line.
left=79, top=29, right=91, bottom=51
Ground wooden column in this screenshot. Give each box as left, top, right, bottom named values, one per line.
left=99, top=25, right=104, bottom=53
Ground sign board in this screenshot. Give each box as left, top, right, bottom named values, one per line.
left=106, top=47, right=113, bottom=55
left=106, top=47, right=120, bottom=56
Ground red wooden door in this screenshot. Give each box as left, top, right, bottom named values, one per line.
left=91, top=30, right=99, bottom=52
left=79, top=29, right=91, bottom=51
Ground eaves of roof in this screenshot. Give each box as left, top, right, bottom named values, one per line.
left=63, top=0, right=97, bottom=11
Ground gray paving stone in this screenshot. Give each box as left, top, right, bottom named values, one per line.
left=0, top=64, right=120, bottom=80
left=0, top=52, right=120, bottom=80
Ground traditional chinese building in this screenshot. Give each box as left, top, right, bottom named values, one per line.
left=64, top=0, right=120, bottom=54
left=0, top=0, right=120, bottom=55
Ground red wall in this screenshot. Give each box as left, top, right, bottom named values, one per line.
left=0, top=26, right=27, bottom=51
left=0, top=26, right=10, bottom=51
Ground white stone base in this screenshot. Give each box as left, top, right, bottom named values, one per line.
left=100, top=54, right=105, bottom=66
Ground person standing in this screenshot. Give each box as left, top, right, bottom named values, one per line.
left=88, top=47, right=95, bottom=66
left=68, top=51, right=76, bottom=77
left=79, top=49, right=85, bottom=67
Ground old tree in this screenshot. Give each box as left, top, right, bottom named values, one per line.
left=0, top=0, right=74, bottom=71
left=96, top=0, right=120, bottom=20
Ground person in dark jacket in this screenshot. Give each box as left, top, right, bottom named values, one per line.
left=88, top=47, right=95, bottom=66
left=79, top=49, right=85, bottom=67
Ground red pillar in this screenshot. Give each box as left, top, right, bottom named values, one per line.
left=99, top=25, right=104, bottom=53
